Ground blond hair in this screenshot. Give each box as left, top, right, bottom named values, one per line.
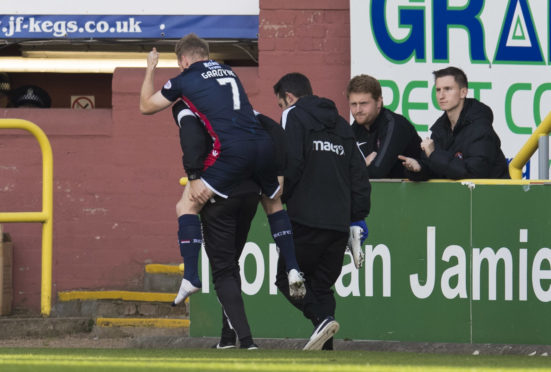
left=175, top=33, right=209, bottom=60
left=346, top=74, right=382, bottom=100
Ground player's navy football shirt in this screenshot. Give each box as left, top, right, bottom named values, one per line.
left=162, top=60, right=266, bottom=167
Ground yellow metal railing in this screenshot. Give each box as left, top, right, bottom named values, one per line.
left=509, top=111, right=551, bottom=179
left=0, top=119, right=53, bottom=316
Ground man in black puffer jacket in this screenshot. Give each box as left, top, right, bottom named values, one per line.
left=399, top=66, right=509, bottom=180
left=347, top=74, right=421, bottom=179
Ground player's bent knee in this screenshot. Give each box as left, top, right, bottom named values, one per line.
left=176, top=196, right=202, bottom=216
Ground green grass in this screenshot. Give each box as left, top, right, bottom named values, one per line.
left=1, top=348, right=551, bottom=372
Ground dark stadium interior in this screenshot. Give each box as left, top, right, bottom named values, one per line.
left=0, top=38, right=258, bottom=108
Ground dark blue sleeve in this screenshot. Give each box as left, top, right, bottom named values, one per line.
left=160, top=77, right=181, bottom=102
left=171, top=101, right=212, bottom=176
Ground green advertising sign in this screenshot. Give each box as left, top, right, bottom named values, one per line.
left=471, top=184, right=551, bottom=344
left=191, top=182, right=551, bottom=345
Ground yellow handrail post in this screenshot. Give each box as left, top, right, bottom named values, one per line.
left=509, top=111, right=551, bottom=179
left=39, top=123, right=53, bottom=317
left=0, top=119, right=53, bottom=316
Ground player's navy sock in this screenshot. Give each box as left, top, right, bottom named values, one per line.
left=178, top=214, right=202, bottom=288
left=267, top=210, right=300, bottom=272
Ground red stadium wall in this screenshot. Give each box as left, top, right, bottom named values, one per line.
left=0, top=0, right=351, bottom=313
left=253, top=0, right=351, bottom=118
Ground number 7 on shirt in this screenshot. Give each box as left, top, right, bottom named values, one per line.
left=217, top=77, right=241, bottom=110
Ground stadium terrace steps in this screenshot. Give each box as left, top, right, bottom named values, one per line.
left=50, top=263, right=190, bottom=335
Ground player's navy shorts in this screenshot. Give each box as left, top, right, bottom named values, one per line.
left=201, top=137, right=280, bottom=199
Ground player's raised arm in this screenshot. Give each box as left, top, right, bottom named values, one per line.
left=140, top=47, right=172, bottom=115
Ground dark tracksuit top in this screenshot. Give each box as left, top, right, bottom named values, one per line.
left=351, top=107, right=422, bottom=178
left=407, top=98, right=510, bottom=180
left=281, top=95, right=371, bottom=233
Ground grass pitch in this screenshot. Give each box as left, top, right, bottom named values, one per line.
left=1, top=348, right=551, bottom=372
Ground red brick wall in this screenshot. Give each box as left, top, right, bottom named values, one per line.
left=253, top=0, right=351, bottom=120
left=0, top=0, right=352, bottom=313
left=1, top=69, right=184, bottom=311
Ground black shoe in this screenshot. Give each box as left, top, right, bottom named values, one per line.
left=239, top=342, right=259, bottom=350
left=211, top=339, right=236, bottom=349
left=322, top=337, right=334, bottom=350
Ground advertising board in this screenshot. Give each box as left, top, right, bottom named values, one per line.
left=350, top=0, right=551, bottom=178
left=191, top=182, right=551, bottom=345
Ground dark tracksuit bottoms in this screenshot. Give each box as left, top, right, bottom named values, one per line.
left=200, top=192, right=260, bottom=344
left=275, top=222, right=348, bottom=327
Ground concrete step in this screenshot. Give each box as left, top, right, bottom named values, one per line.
left=144, top=264, right=183, bottom=292
left=0, top=317, right=94, bottom=339
left=93, top=317, right=190, bottom=338
left=53, top=290, right=188, bottom=318
left=96, top=317, right=189, bottom=328
left=0, top=316, right=190, bottom=340
left=58, top=290, right=182, bottom=302
left=145, top=264, right=183, bottom=275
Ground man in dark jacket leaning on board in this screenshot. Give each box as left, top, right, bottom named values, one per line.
left=399, top=66, right=510, bottom=180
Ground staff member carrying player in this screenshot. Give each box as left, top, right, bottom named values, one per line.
left=139, top=34, right=304, bottom=308
left=171, top=101, right=262, bottom=349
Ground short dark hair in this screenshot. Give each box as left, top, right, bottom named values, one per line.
left=273, top=73, right=313, bottom=99
left=346, top=74, right=382, bottom=100
left=175, top=33, right=209, bottom=60
left=432, top=66, right=468, bottom=89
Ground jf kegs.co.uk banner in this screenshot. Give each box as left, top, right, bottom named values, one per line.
left=0, top=0, right=259, bottom=39
left=0, top=15, right=258, bottom=40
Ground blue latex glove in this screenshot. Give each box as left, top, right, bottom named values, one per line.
left=351, top=220, right=368, bottom=244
